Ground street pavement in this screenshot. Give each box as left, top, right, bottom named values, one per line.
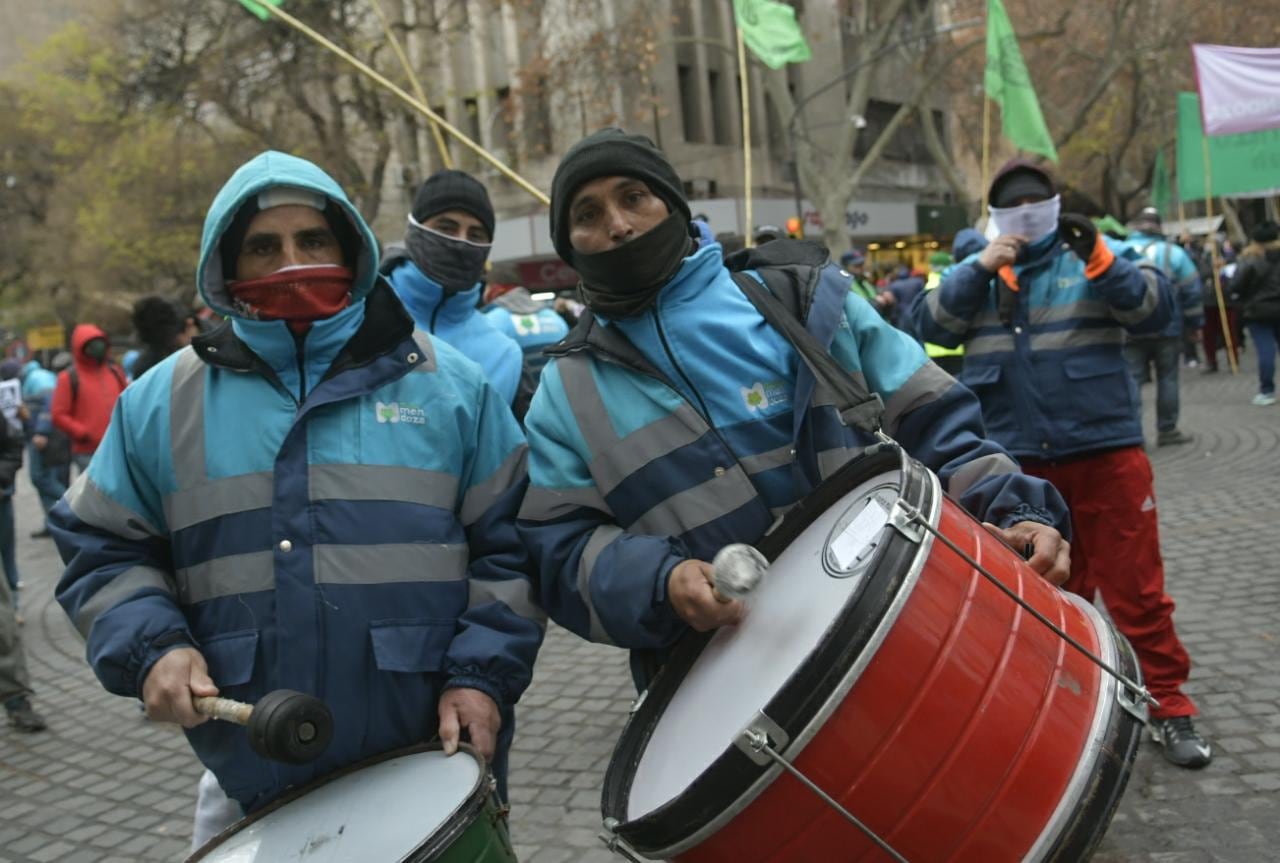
left=1, top=354, right=1277, bottom=863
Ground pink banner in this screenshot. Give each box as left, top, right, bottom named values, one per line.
left=1192, top=44, right=1280, bottom=136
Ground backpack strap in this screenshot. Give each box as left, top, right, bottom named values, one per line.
left=729, top=270, right=886, bottom=436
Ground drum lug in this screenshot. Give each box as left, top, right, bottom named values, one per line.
left=1115, top=680, right=1152, bottom=724
left=600, top=817, right=646, bottom=863
left=734, top=710, right=791, bottom=766
left=887, top=500, right=926, bottom=543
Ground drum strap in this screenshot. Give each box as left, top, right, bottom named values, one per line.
left=730, top=271, right=887, bottom=436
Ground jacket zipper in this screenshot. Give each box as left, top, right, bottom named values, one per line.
left=651, top=308, right=715, bottom=423
left=295, top=340, right=308, bottom=405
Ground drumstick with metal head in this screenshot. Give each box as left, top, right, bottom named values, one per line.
left=711, top=544, right=769, bottom=603
left=193, top=689, right=334, bottom=765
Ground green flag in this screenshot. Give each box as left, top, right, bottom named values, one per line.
left=984, top=0, right=1057, bottom=162
left=1176, top=91, right=1280, bottom=202
left=238, top=0, right=282, bottom=21
left=733, top=0, right=811, bottom=70
left=1151, top=148, right=1171, bottom=218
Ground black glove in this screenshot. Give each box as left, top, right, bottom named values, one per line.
left=1058, top=213, right=1098, bottom=262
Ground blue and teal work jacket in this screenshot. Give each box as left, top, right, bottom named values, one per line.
left=383, top=249, right=523, bottom=407
left=51, top=151, right=542, bottom=811
left=911, top=233, right=1173, bottom=460
left=1125, top=231, right=1204, bottom=340
left=483, top=288, right=570, bottom=379
left=518, top=241, right=1069, bottom=670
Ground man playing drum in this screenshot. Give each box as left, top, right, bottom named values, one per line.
left=517, top=128, right=1071, bottom=684
left=51, top=152, right=543, bottom=829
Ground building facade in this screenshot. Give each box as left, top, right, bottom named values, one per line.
left=372, top=0, right=964, bottom=277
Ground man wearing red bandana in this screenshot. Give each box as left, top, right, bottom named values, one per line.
left=50, top=152, right=542, bottom=849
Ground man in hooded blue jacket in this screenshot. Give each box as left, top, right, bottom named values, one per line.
left=518, top=129, right=1071, bottom=685
left=50, top=151, right=543, bottom=820
left=382, top=170, right=529, bottom=416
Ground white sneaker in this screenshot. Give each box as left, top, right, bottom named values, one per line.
left=1252, top=393, right=1277, bottom=406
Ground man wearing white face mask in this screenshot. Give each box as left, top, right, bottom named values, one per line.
left=381, top=171, right=527, bottom=416
left=912, top=159, right=1212, bottom=771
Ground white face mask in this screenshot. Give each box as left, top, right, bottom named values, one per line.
left=987, top=194, right=1061, bottom=243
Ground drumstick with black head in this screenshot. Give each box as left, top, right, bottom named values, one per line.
left=711, top=544, right=769, bottom=603
left=193, top=690, right=334, bottom=765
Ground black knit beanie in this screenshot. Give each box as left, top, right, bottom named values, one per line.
left=219, top=196, right=359, bottom=280
left=411, top=170, right=495, bottom=238
left=989, top=159, right=1056, bottom=208
left=550, top=128, right=691, bottom=263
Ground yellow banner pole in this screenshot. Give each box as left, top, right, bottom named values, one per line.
left=736, top=25, right=754, bottom=248
left=980, top=96, right=992, bottom=219
left=257, top=2, right=549, bottom=206
left=367, top=0, right=453, bottom=169
left=1201, top=137, right=1237, bottom=374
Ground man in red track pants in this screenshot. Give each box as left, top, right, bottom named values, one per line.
left=912, top=161, right=1211, bottom=768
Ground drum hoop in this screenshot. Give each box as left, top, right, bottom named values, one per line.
left=603, top=445, right=941, bottom=856
left=186, top=742, right=493, bottom=863
left=1022, top=596, right=1141, bottom=863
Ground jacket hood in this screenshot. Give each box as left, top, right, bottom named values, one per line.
left=21, top=360, right=41, bottom=380
left=196, top=150, right=380, bottom=319
left=952, top=228, right=988, bottom=261
left=71, top=324, right=109, bottom=358
left=492, top=287, right=543, bottom=315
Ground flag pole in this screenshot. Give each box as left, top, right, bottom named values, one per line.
left=1201, top=137, right=1238, bottom=374
left=736, top=24, right=754, bottom=248
left=253, top=1, right=549, bottom=206
left=980, top=95, right=992, bottom=219
left=367, top=0, right=453, bottom=170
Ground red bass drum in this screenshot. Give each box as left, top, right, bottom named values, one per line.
left=602, top=445, right=1142, bottom=862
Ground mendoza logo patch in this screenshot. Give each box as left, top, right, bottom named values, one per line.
left=741, top=381, right=790, bottom=412
left=742, top=381, right=790, bottom=412
left=375, top=401, right=426, bottom=425
left=514, top=315, right=542, bottom=336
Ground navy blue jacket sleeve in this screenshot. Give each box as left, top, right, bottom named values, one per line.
left=51, top=396, right=191, bottom=699
left=839, top=292, right=1072, bottom=537
left=517, top=363, right=689, bottom=650
left=445, top=379, right=545, bottom=710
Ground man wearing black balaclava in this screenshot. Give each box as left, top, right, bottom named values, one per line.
left=517, top=128, right=1071, bottom=687
left=382, top=170, right=524, bottom=411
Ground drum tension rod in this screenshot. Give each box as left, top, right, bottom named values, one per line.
left=740, top=729, right=911, bottom=863
left=895, top=502, right=1158, bottom=711
left=599, top=818, right=646, bottom=863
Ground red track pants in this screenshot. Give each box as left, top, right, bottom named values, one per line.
left=1021, top=446, right=1196, bottom=719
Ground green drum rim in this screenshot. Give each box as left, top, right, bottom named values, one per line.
left=426, top=791, right=517, bottom=863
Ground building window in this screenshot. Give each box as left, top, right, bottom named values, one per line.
left=736, top=76, right=761, bottom=146
left=708, top=69, right=730, bottom=145
left=853, top=99, right=936, bottom=163
left=678, top=65, right=704, bottom=143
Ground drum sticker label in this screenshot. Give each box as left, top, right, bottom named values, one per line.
left=824, top=492, right=892, bottom=576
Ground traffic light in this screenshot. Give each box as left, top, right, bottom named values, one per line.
left=785, top=216, right=803, bottom=239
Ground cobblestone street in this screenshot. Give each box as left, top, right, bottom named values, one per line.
left=1, top=356, right=1277, bottom=863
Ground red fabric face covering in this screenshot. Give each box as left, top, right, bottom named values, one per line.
left=229, top=265, right=355, bottom=334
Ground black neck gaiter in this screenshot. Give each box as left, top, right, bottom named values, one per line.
left=572, top=213, right=693, bottom=319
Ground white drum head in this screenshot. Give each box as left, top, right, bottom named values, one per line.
left=626, top=470, right=902, bottom=821
left=201, top=749, right=481, bottom=862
